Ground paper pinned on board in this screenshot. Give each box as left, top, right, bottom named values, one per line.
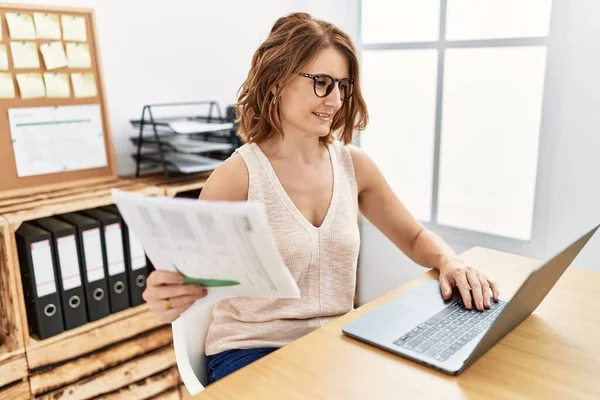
left=11, top=41, right=40, bottom=69
left=0, top=73, right=16, bottom=99
left=71, top=72, right=97, bottom=98
left=6, top=13, right=36, bottom=40
left=61, top=15, right=87, bottom=42
left=44, top=73, right=70, bottom=98
left=66, top=42, right=92, bottom=68
left=0, top=45, right=8, bottom=71
left=8, top=104, right=108, bottom=177
left=40, top=41, right=69, bottom=70
left=111, top=189, right=301, bottom=300
left=34, top=13, right=61, bottom=39
left=15, top=73, right=45, bottom=99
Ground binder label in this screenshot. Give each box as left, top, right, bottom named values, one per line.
left=83, top=228, right=105, bottom=282
left=31, top=240, right=57, bottom=297
left=57, top=235, right=82, bottom=290
left=105, top=223, right=125, bottom=275
left=128, top=230, right=146, bottom=271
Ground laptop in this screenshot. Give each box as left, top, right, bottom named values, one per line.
left=342, top=224, right=599, bottom=375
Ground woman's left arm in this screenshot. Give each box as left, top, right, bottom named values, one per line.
left=349, top=145, right=499, bottom=311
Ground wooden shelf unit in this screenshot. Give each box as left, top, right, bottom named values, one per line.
left=0, top=177, right=188, bottom=398
left=0, top=216, right=29, bottom=398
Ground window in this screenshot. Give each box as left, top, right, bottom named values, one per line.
left=360, top=0, right=552, bottom=241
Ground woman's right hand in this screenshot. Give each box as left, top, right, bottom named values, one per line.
left=142, top=270, right=208, bottom=323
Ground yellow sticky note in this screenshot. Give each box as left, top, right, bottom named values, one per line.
left=62, top=15, right=87, bottom=42
left=10, top=42, right=40, bottom=69
left=6, top=13, right=36, bottom=40
left=0, top=73, right=15, bottom=98
left=16, top=73, right=46, bottom=99
left=0, top=45, right=8, bottom=71
left=66, top=43, right=92, bottom=68
left=43, top=73, right=70, bottom=98
left=34, top=13, right=61, bottom=40
left=71, top=72, right=97, bottom=98
left=40, top=41, right=68, bottom=70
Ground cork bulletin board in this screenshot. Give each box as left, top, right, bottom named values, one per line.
left=0, top=3, right=116, bottom=196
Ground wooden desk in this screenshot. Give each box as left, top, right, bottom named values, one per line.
left=195, top=247, right=600, bottom=400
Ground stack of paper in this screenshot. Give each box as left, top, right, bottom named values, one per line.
left=168, top=121, right=234, bottom=134
left=158, top=153, right=223, bottom=173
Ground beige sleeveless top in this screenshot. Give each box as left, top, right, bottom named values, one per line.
left=204, top=140, right=360, bottom=356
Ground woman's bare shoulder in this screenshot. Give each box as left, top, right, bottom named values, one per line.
left=199, top=153, right=249, bottom=201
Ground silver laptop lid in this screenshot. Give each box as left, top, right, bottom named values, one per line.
left=459, top=224, right=599, bottom=372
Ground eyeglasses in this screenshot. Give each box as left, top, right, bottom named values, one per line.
left=298, top=73, right=354, bottom=100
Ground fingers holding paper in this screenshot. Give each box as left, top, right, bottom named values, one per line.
left=143, top=270, right=208, bottom=323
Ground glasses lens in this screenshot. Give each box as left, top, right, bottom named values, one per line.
left=339, top=80, right=353, bottom=99
left=314, top=75, right=334, bottom=97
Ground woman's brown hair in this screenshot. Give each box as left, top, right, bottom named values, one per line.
left=236, top=12, right=368, bottom=145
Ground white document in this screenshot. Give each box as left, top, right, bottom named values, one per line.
left=8, top=104, right=108, bottom=177
left=40, top=41, right=68, bottom=70
left=128, top=230, right=147, bottom=271
left=31, top=240, right=57, bottom=297
left=105, top=223, right=126, bottom=276
left=62, top=15, right=87, bottom=42
left=6, top=13, right=36, bottom=40
left=83, top=228, right=105, bottom=282
left=57, top=235, right=82, bottom=290
left=111, top=189, right=301, bottom=300
left=11, top=41, right=40, bottom=68
left=168, top=121, right=234, bottom=134
left=66, top=43, right=91, bottom=68
left=33, top=13, right=61, bottom=39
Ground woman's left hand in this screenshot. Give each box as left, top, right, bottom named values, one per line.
left=438, top=257, right=500, bottom=311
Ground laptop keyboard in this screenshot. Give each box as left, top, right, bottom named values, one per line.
left=393, top=298, right=506, bottom=362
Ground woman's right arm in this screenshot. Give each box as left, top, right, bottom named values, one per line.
left=143, top=154, right=249, bottom=322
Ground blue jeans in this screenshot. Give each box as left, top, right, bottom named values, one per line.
left=206, top=347, right=278, bottom=385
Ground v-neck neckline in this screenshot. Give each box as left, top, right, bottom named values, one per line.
left=251, top=142, right=339, bottom=233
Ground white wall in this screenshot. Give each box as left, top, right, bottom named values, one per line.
left=542, top=0, right=600, bottom=272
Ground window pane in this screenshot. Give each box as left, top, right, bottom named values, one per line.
left=361, top=50, right=438, bottom=222
left=438, top=47, right=547, bottom=240
left=361, top=0, right=440, bottom=44
left=446, top=0, right=553, bottom=40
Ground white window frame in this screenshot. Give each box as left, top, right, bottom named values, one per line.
left=357, top=0, right=566, bottom=258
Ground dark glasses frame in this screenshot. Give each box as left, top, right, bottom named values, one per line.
left=298, top=72, right=354, bottom=100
